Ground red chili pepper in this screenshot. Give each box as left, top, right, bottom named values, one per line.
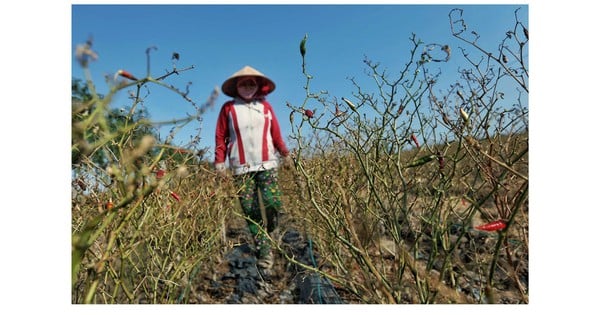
left=304, top=109, right=314, bottom=118
left=118, top=69, right=138, bottom=80
left=410, top=134, right=420, bottom=148
left=474, top=220, right=506, bottom=232
left=437, top=153, right=445, bottom=170
left=170, top=191, right=181, bottom=202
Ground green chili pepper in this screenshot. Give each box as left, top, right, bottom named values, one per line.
left=300, top=34, right=308, bottom=58
left=404, top=154, right=436, bottom=169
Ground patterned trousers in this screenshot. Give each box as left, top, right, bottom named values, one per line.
left=234, top=169, right=283, bottom=255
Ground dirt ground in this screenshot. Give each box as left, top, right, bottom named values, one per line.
left=186, top=213, right=528, bottom=304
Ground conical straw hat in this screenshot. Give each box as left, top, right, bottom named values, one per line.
left=221, top=65, right=276, bottom=98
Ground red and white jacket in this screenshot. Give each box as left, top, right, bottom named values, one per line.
left=215, top=98, right=289, bottom=175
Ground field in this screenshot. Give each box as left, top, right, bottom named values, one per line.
left=71, top=133, right=528, bottom=304
left=72, top=9, right=528, bottom=304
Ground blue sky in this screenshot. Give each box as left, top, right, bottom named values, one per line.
left=72, top=3, right=528, bottom=156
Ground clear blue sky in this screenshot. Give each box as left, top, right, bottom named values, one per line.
left=72, top=3, right=528, bottom=156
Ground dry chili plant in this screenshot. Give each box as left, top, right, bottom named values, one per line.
left=282, top=8, right=528, bottom=304
left=71, top=40, right=230, bottom=303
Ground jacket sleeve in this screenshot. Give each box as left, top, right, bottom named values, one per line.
left=264, top=101, right=289, bottom=157
left=214, top=102, right=231, bottom=164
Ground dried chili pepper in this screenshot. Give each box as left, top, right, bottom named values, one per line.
left=410, top=133, right=420, bottom=148
left=342, top=97, right=358, bottom=113
left=437, top=152, right=445, bottom=170
left=460, top=107, right=469, bottom=122
left=397, top=104, right=405, bottom=116
left=474, top=220, right=506, bottom=232
left=170, top=191, right=181, bottom=202
left=117, top=69, right=138, bottom=81
left=442, top=113, right=451, bottom=126
left=334, top=102, right=344, bottom=117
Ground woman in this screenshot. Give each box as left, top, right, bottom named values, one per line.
left=214, top=65, right=292, bottom=271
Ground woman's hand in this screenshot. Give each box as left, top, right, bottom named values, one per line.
left=282, top=155, right=294, bottom=170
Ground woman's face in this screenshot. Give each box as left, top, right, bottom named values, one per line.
left=236, top=77, right=258, bottom=100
